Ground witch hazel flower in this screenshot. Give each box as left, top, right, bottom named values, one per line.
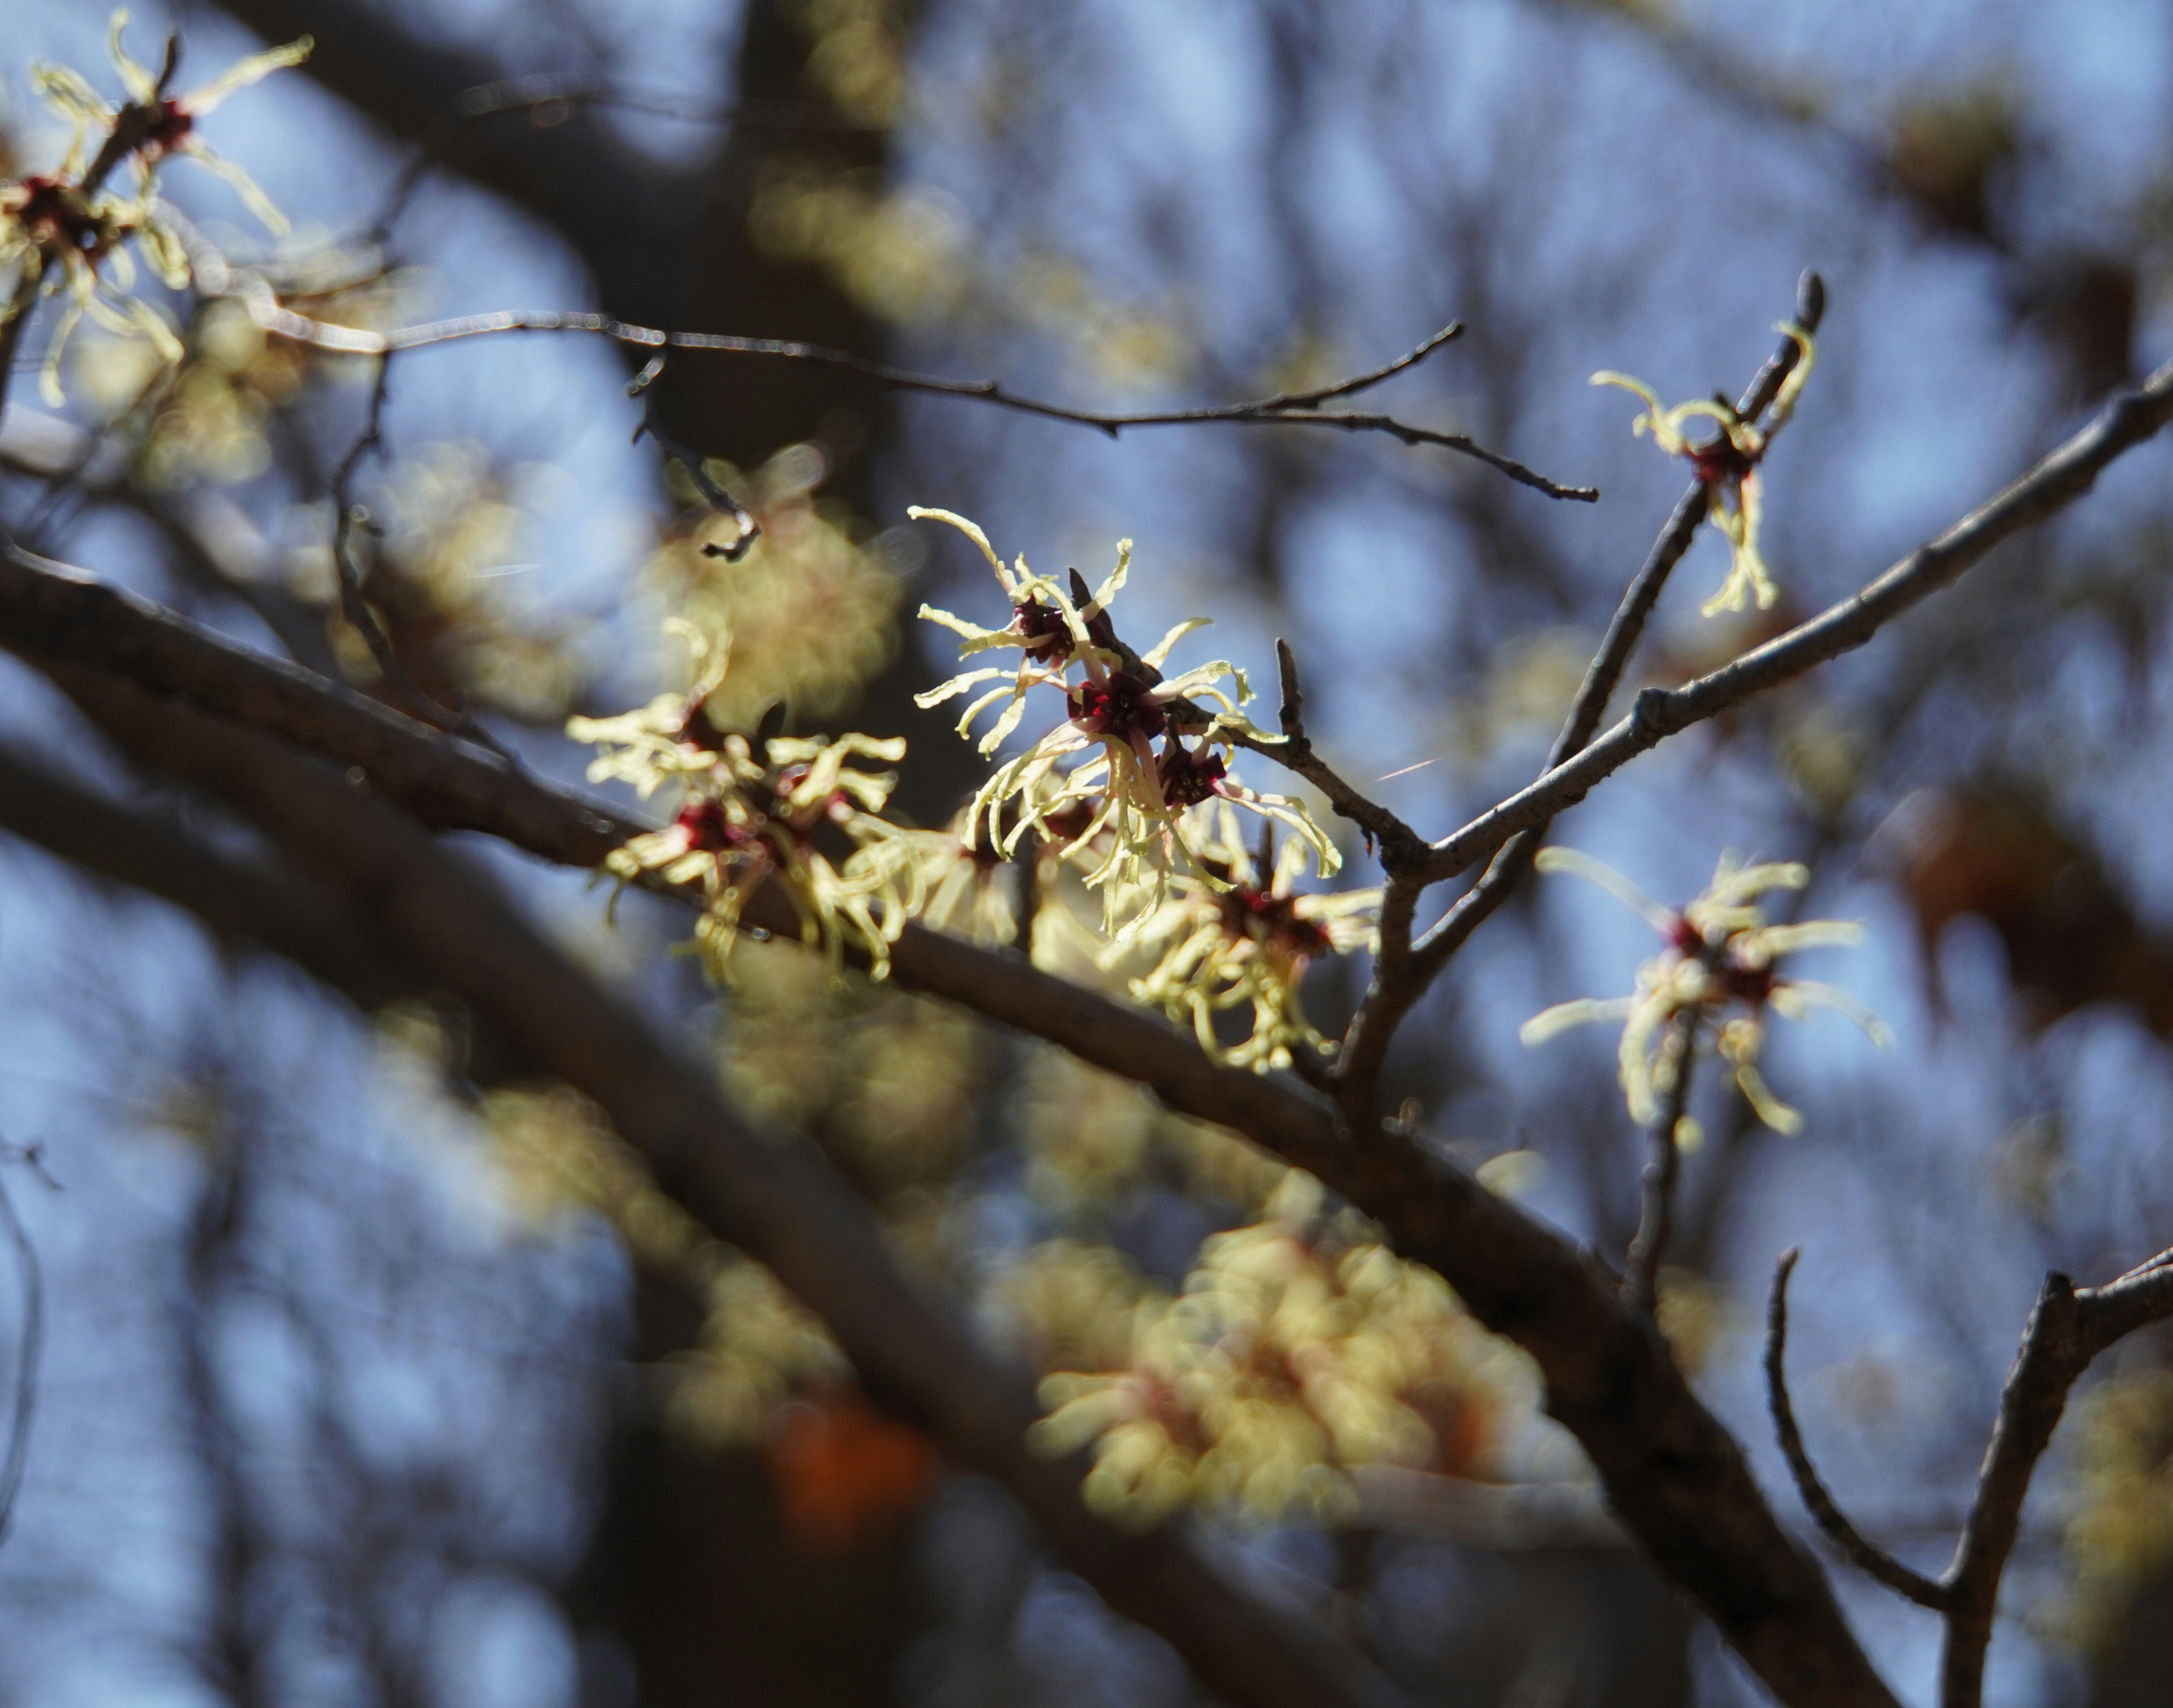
left=909, top=507, right=1337, bottom=938
left=570, top=619, right=913, bottom=979
left=1128, top=806, right=1380, bottom=1073
left=1591, top=322, right=1816, bottom=618
left=6, top=11, right=310, bottom=402
left=1518, top=847, right=1889, bottom=1134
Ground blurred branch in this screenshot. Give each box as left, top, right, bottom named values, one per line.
left=39, top=660, right=1419, bottom=1708
left=201, top=0, right=701, bottom=324
left=1763, top=1251, right=1949, bottom=1611
left=0, top=743, right=420, bottom=1017
left=1418, top=352, right=2173, bottom=884
left=0, top=1142, right=46, bottom=1554
left=1624, top=1011, right=1698, bottom=1316
left=367, top=75, right=880, bottom=241
left=0, top=545, right=1901, bottom=1708
left=229, top=291, right=1595, bottom=500
left=1936, top=1251, right=2173, bottom=1708
left=1763, top=1243, right=2173, bottom=1708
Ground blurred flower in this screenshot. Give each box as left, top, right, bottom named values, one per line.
left=1591, top=321, right=1815, bottom=616
left=1519, top=847, right=1888, bottom=1132
left=654, top=442, right=901, bottom=726
left=845, top=801, right=1019, bottom=947
left=1128, top=804, right=1380, bottom=1073
left=570, top=621, right=913, bottom=978
left=1025, top=1176, right=1528, bottom=1526
left=2058, top=1366, right=2173, bottom=1652
left=911, top=506, right=1336, bottom=939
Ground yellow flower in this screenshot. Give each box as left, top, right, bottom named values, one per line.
left=570, top=620, right=913, bottom=978
left=1128, top=805, right=1380, bottom=1072
left=1519, top=847, right=1888, bottom=1133
left=5, top=11, right=308, bottom=403
left=1591, top=322, right=1816, bottom=617
left=909, top=506, right=1336, bottom=938
left=843, top=802, right=1020, bottom=948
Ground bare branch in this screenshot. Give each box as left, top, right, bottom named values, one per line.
left=1419, top=354, right=2173, bottom=884
left=1625, top=1012, right=1699, bottom=1315
left=0, top=543, right=1901, bottom=1708
left=1764, top=1250, right=1949, bottom=1611
left=218, top=281, right=1595, bottom=500
left=1332, top=277, right=1827, bottom=1107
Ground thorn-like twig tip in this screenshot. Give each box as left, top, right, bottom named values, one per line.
left=1796, top=270, right=1826, bottom=331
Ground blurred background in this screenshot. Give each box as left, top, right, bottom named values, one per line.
left=2, top=1, right=2172, bottom=1704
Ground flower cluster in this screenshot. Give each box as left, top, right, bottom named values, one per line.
left=3, top=12, right=309, bottom=403
left=1128, top=806, right=1381, bottom=1071
left=1591, top=322, right=1816, bottom=617
left=911, top=506, right=1336, bottom=936
left=568, top=622, right=913, bottom=979
left=1024, top=1176, right=1525, bottom=1526
left=1519, top=847, right=1889, bottom=1134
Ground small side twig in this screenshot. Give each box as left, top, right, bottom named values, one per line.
left=325, top=363, right=514, bottom=759
left=1624, top=1010, right=1700, bottom=1315
left=0, top=1142, right=51, bottom=1554
left=625, top=356, right=759, bottom=560
left=1763, top=1249, right=1949, bottom=1611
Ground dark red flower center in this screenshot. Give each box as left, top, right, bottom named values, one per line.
left=1687, top=432, right=1755, bottom=488
left=1219, top=885, right=1330, bottom=959
left=676, top=798, right=750, bottom=853
left=1014, top=596, right=1115, bottom=665
left=1157, top=741, right=1226, bottom=807
left=1068, top=670, right=1165, bottom=743
left=139, top=101, right=195, bottom=158
left=14, top=178, right=110, bottom=256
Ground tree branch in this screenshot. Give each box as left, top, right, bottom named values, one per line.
left=216, top=284, right=1595, bottom=500
left=1624, top=1012, right=1699, bottom=1315
left=1764, top=1250, right=1950, bottom=1611
left=0, top=543, right=1900, bottom=1708
left=1330, top=275, right=1827, bottom=1108
left=41, top=659, right=1416, bottom=1708
left=1418, top=354, right=2173, bottom=884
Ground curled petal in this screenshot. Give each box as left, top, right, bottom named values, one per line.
left=1731, top=1061, right=1803, bottom=1135
left=1532, top=846, right=1677, bottom=932
left=1768, top=979, right=1895, bottom=1048
left=1141, top=616, right=1212, bottom=669
left=177, top=34, right=314, bottom=115
left=1518, top=995, right=1638, bottom=1047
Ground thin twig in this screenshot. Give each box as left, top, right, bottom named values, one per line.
left=1624, top=1010, right=1700, bottom=1315
left=1417, top=351, right=2173, bottom=885
left=1330, top=278, right=1827, bottom=1108
left=1763, top=1249, right=1949, bottom=1611
left=625, top=355, right=759, bottom=560
left=0, top=1145, right=48, bottom=1554
left=227, top=291, right=1595, bottom=501
left=1232, top=639, right=1425, bottom=862
left=325, top=363, right=517, bottom=759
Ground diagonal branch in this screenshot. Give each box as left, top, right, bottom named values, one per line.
left=0, top=541, right=1900, bottom=1708
left=1330, top=276, right=1827, bottom=1109
left=1417, top=354, right=2173, bottom=885
left=1764, top=1250, right=1950, bottom=1611
left=42, top=658, right=1417, bottom=1708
